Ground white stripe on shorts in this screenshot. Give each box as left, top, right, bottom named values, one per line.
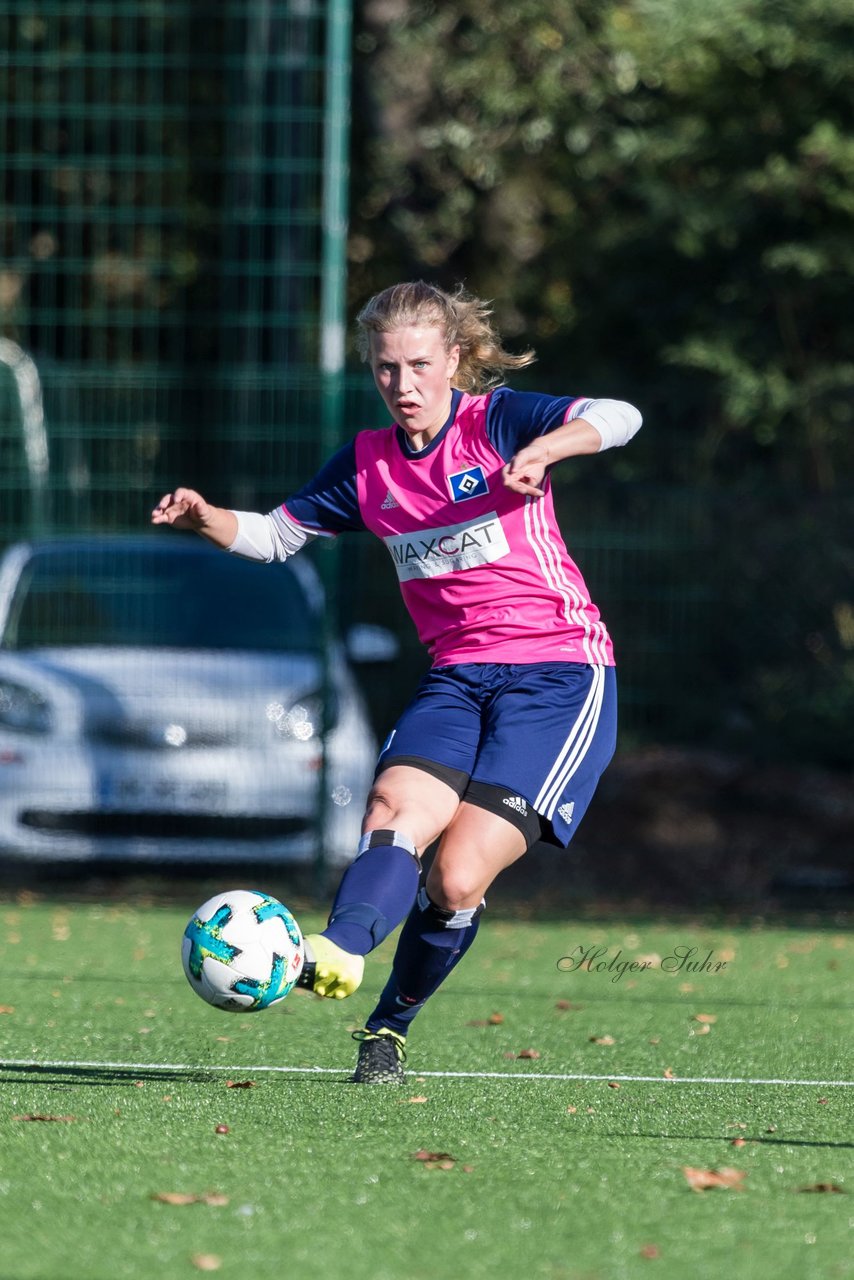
left=534, top=663, right=606, bottom=819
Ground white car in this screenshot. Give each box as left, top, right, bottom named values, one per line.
left=0, top=535, right=385, bottom=865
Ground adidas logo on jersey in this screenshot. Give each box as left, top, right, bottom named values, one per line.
left=381, top=490, right=399, bottom=509
left=557, top=801, right=576, bottom=824
left=502, top=795, right=528, bottom=816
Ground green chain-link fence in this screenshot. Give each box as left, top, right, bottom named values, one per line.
left=0, top=1, right=347, bottom=537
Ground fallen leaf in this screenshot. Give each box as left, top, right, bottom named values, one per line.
left=817, top=1098, right=828, bottom=1105
left=607, top=1081, right=621, bottom=1089
left=566, top=1106, right=577, bottom=1114
left=406, top=1096, right=428, bottom=1104
left=151, top=1192, right=229, bottom=1206
left=640, top=1244, right=661, bottom=1259
left=797, top=1183, right=845, bottom=1194
left=191, top=1256, right=222, bottom=1272
left=13, top=1114, right=76, bottom=1123
left=690, top=1023, right=711, bottom=1036
left=468, top=1011, right=505, bottom=1026
left=649, top=1037, right=661, bottom=1045
left=226, top=1080, right=256, bottom=1089
left=692, top=1013, right=717, bottom=1024
left=517, top=1048, right=541, bottom=1059
left=461, top=1164, right=475, bottom=1173
left=731, top=1138, right=746, bottom=1147
left=590, top=1035, right=616, bottom=1045
left=682, top=1166, right=746, bottom=1192
left=0, top=1005, right=14, bottom=1014
left=766, top=1125, right=777, bottom=1133
left=555, top=1000, right=582, bottom=1011
left=412, top=1149, right=456, bottom=1170
left=663, top=1067, right=676, bottom=1079
left=214, top=1124, right=230, bottom=1135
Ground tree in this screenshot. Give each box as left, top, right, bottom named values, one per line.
left=350, top=0, right=854, bottom=490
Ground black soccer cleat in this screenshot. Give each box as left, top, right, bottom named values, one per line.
left=350, top=1028, right=407, bottom=1084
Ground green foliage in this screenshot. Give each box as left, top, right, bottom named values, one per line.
left=351, top=0, right=854, bottom=489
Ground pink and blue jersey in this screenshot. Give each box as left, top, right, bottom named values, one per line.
left=284, top=388, right=614, bottom=668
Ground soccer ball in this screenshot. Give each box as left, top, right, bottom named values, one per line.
left=181, top=889, right=304, bottom=1012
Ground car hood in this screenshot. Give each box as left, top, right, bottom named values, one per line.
left=7, top=647, right=324, bottom=746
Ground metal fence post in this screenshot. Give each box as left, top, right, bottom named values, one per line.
left=316, top=0, right=353, bottom=891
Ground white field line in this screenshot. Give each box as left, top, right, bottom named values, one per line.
left=1, top=1058, right=853, bottom=1088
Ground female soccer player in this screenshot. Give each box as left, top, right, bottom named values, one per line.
left=152, top=281, right=642, bottom=1083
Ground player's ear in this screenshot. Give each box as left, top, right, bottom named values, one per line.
left=446, top=344, right=460, bottom=380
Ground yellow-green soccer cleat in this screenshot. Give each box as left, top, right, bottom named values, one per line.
left=350, top=1028, right=407, bottom=1084
left=297, top=934, right=364, bottom=1000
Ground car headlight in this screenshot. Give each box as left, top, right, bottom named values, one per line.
left=265, top=692, right=338, bottom=742
left=0, top=680, right=52, bottom=735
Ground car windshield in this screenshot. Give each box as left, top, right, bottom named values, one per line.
left=1, top=543, right=321, bottom=653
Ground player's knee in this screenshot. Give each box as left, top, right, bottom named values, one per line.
left=363, top=781, right=397, bottom=828
left=425, top=864, right=484, bottom=914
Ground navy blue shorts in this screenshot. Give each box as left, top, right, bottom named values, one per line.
left=377, top=662, right=617, bottom=848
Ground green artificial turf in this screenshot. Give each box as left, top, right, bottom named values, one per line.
left=0, top=895, right=851, bottom=1280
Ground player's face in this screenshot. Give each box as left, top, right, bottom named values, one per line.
left=369, top=326, right=461, bottom=450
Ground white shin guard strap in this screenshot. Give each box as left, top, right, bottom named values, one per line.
left=416, top=885, right=486, bottom=929
left=357, top=828, right=420, bottom=864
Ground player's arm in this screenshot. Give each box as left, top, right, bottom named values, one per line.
left=151, top=441, right=362, bottom=561
left=502, top=399, right=642, bottom=498
left=151, top=488, right=238, bottom=547
left=151, top=489, right=317, bottom=562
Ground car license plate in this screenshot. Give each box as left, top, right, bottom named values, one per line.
left=100, top=775, right=228, bottom=812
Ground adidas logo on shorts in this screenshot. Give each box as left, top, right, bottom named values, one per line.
left=381, top=490, right=399, bottom=509
left=557, top=801, right=576, bottom=824
left=502, top=795, right=528, bottom=816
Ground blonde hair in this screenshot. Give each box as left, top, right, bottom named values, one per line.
left=355, top=281, right=536, bottom=393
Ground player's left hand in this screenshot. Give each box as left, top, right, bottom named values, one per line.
left=502, top=441, right=550, bottom=498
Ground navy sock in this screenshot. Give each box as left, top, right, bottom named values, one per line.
left=322, top=830, right=421, bottom=956
left=366, top=887, right=485, bottom=1035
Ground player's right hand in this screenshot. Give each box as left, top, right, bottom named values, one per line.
left=151, top=487, right=213, bottom=530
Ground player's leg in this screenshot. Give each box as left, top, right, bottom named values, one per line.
left=354, top=663, right=617, bottom=1079
left=359, top=800, right=530, bottom=1030
left=299, top=667, right=481, bottom=1000
left=300, top=765, right=461, bottom=998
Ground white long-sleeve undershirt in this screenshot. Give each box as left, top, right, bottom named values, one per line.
left=227, top=505, right=316, bottom=562
left=567, top=398, right=643, bottom=451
